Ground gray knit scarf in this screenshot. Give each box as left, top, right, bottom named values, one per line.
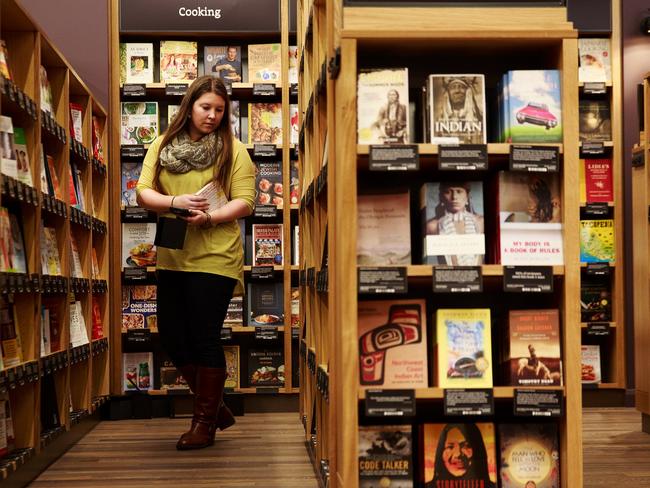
left=158, top=131, right=222, bottom=173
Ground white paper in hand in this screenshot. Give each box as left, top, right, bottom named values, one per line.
left=196, top=180, right=228, bottom=213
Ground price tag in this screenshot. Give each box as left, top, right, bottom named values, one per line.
left=251, top=266, right=275, bottom=280
left=581, top=141, right=606, bottom=156
left=365, top=389, right=415, bottom=418
left=504, top=266, right=553, bottom=293
left=587, top=322, right=611, bottom=336
left=220, top=327, right=233, bottom=341
left=585, top=202, right=610, bottom=217
left=122, top=83, right=147, bottom=97
left=433, top=266, right=482, bottom=293
left=291, top=327, right=300, bottom=339
left=439, top=144, right=488, bottom=171
left=514, top=389, right=562, bottom=417
left=126, top=329, right=151, bottom=344
left=253, top=143, right=278, bottom=158
left=255, top=327, right=279, bottom=340
left=369, top=144, right=419, bottom=171
left=254, top=204, right=278, bottom=218
left=510, top=145, right=559, bottom=172
left=124, top=267, right=148, bottom=282
left=253, top=83, right=276, bottom=96
left=165, top=83, right=187, bottom=96
left=585, top=262, right=610, bottom=277
left=358, top=267, right=407, bottom=294
left=583, top=82, right=607, bottom=94
left=290, top=83, right=299, bottom=97
left=121, top=145, right=146, bottom=159
left=123, top=207, right=151, bottom=221
left=444, top=389, right=494, bottom=416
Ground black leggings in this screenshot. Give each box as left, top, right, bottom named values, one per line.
left=156, top=270, right=236, bottom=368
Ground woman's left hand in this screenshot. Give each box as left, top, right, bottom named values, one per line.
left=183, top=210, right=209, bottom=227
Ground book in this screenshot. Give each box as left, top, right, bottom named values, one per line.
left=121, top=162, right=142, bottom=207
left=580, top=219, right=615, bottom=263
left=497, top=172, right=564, bottom=266
left=248, top=103, right=283, bottom=144
left=0, top=40, right=11, bottom=80
left=230, top=100, right=241, bottom=140
left=0, top=115, right=17, bottom=179
left=255, top=161, right=283, bottom=207
left=357, top=191, right=411, bottom=266
left=581, top=344, right=601, bottom=383
left=357, top=68, right=410, bottom=144
left=224, top=297, right=243, bottom=326
left=579, top=99, right=611, bottom=142
left=41, top=306, right=51, bottom=356
left=358, top=425, right=413, bottom=488
left=290, top=160, right=300, bottom=206
left=121, top=223, right=157, bottom=268
left=45, top=155, right=62, bottom=199
left=69, top=298, right=89, bottom=348
left=13, top=127, right=33, bottom=186
left=123, top=352, right=153, bottom=392
left=39, top=144, right=49, bottom=195
left=70, top=235, right=83, bottom=278
left=423, top=423, right=497, bottom=487
left=424, top=74, right=486, bottom=144
left=41, top=226, right=62, bottom=276
left=247, top=43, right=282, bottom=84
left=69, top=102, right=84, bottom=144
left=91, top=298, right=103, bottom=340
left=581, top=158, right=613, bottom=203
left=507, top=310, right=562, bottom=387
left=420, top=181, right=485, bottom=265
left=41, top=375, right=61, bottom=431
left=436, top=308, right=493, bottom=388
left=195, top=179, right=228, bottom=213
left=252, top=223, right=283, bottom=266
left=291, top=288, right=300, bottom=328
left=499, top=423, right=560, bottom=488
left=123, top=43, right=154, bottom=84
left=159, top=41, right=197, bottom=84
left=248, top=349, right=284, bottom=387
left=167, top=104, right=181, bottom=126
left=224, top=345, right=240, bottom=389
left=0, top=395, right=7, bottom=457
left=42, top=297, right=61, bottom=352
left=0, top=296, right=22, bottom=368
left=40, top=66, right=53, bottom=114
left=292, top=225, right=300, bottom=266
left=69, top=162, right=80, bottom=209
left=246, top=281, right=284, bottom=326
left=8, top=212, right=27, bottom=274
left=121, top=285, right=157, bottom=332
left=578, top=38, right=612, bottom=83
left=290, top=104, right=299, bottom=145
left=288, top=46, right=298, bottom=85
left=91, top=248, right=100, bottom=279
left=204, top=46, right=242, bottom=83
left=92, top=116, right=105, bottom=164
left=121, top=102, right=158, bottom=145
left=580, top=279, right=611, bottom=322
left=358, top=299, right=428, bottom=389
left=160, top=363, right=190, bottom=391
left=0, top=208, right=10, bottom=272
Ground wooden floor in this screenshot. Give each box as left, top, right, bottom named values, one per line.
left=28, top=408, right=650, bottom=487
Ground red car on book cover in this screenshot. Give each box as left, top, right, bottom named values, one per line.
left=516, top=102, right=558, bottom=129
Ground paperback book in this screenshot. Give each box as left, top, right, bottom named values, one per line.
left=580, top=279, right=611, bottom=322
left=578, top=38, right=612, bottom=83
left=248, top=103, right=282, bottom=144
left=121, top=162, right=142, bottom=207
left=288, top=46, right=298, bottom=85
left=246, top=281, right=284, bottom=326
left=579, top=219, right=615, bottom=263
left=7, top=212, right=27, bottom=274
left=224, top=345, right=240, bottom=389
left=204, top=46, right=242, bottom=83
left=121, top=102, right=158, bottom=145
left=0, top=40, right=11, bottom=80
left=581, top=344, right=601, bottom=384
left=0, top=115, right=17, bottom=179
left=42, top=297, right=62, bottom=352
left=224, top=296, right=243, bottom=326
left=122, top=223, right=156, bottom=268
left=579, top=99, right=611, bottom=142
left=45, top=155, right=62, bottom=199
left=160, top=364, right=190, bottom=391
left=580, top=158, right=613, bottom=203
left=231, top=100, right=241, bottom=140
left=123, top=352, right=153, bottom=392
left=91, top=298, right=103, bottom=340
left=70, top=235, right=83, bottom=278
left=248, top=348, right=284, bottom=387
left=12, top=127, right=33, bottom=186
left=247, top=43, right=282, bottom=84
left=39, top=66, right=53, bottom=114
left=160, top=41, right=197, bottom=83
left=40, top=226, right=62, bottom=276
left=0, top=296, right=23, bottom=368
left=291, top=288, right=300, bottom=328
left=252, top=223, right=283, bottom=266
left=69, top=103, right=84, bottom=144
left=255, top=161, right=283, bottom=207
left=290, top=104, right=299, bottom=145
left=69, top=298, right=89, bottom=348
left=358, top=425, right=413, bottom=488
left=122, top=285, right=158, bottom=332
left=290, top=160, right=300, bottom=205
left=123, top=43, right=154, bottom=84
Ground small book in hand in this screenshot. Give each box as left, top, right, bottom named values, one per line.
left=196, top=180, right=228, bottom=212
left=154, top=216, right=187, bottom=249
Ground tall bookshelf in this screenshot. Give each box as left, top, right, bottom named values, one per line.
left=298, top=2, right=583, bottom=487
left=108, top=0, right=301, bottom=401
left=0, top=0, right=110, bottom=481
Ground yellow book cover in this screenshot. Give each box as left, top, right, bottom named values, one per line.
left=159, top=41, right=197, bottom=84
left=579, top=219, right=615, bottom=263
left=224, top=345, right=240, bottom=389
left=247, top=43, right=282, bottom=84
left=436, top=308, right=492, bottom=388
left=248, top=103, right=282, bottom=144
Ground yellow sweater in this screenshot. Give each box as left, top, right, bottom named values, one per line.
left=136, top=136, right=255, bottom=296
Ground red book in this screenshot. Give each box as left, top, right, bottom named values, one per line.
left=91, top=299, right=103, bottom=340
left=584, top=158, right=613, bottom=202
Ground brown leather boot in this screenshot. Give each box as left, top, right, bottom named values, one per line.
left=176, top=367, right=226, bottom=450
left=177, top=365, right=235, bottom=432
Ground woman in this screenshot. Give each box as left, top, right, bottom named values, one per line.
left=136, top=76, right=255, bottom=450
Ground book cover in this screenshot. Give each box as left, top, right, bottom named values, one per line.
left=195, top=179, right=228, bottom=213
left=358, top=299, right=428, bottom=389
left=69, top=162, right=80, bottom=209
left=41, top=227, right=62, bottom=276
left=121, top=285, right=157, bottom=332
left=121, top=222, right=157, bottom=268
left=291, top=288, right=300, bottom=328
left=0, top=296, right=23, bottom=368
left=92, top=116, right=105, bottom=164
left=204, top=46, right=242, bottom=83
left=436, top=308, right=493, bottom=388
left=288, top=46, right=298, bottom=85
left=160, top=41, right=197, bottom=84
left=579, top=99, right=611, bottom=142
left=248, top=348, right=284, bottom=387
left=581, top=344, right=601, bottom=383
left=167, top=104, right=181, bottom=127
left=0, top=208, right=10, bottom=272
left=426, top=74, right=486, bottom=144
left=499, top=423, right=560, bottom=488
left=246, top=281, right=284, bottom=326
left=224, top=345, right=240, bottom=389
left=582, top=159, right=613, bottom=203
left=255, top=161, right=283, bottom=207
left=123, top=352, right=153, bottom=392
left=224, top=296, right=243, bottom=326
left=497, top=172, right=564, bottom=266
left=252, top=223, right=283, bottom=266
left=42, top=297, right=61, bottom=352
left=160, top=363, right=190, bottom=391
left=13, top=127, right=33, bottom=186
left=0, top=115, right=17, bottom=179
left=421, top=181, right=485, bottom=265
left=290, top=104, right=299, bottom=145
left=507, top=310, right=562, bottom=387
left=121, top=102, right=158, bottom=145
left=580, top=219, right=615, bottom=263
left=124, top=43, right=154, bottom=84
left=423, top=423, right=497, bottom=487
left=247, top=43, right=282, bottom=84
left=357, top=68, right=410, bottom=144
left=45, top=155, right=62, bottom=199
left=505, top=70, right=562, bottom=143
left=231, top=100, right=240, bottom=140
left=91, top=298, right=103, bottom=340
left=8, top=212, right=27, bottom=274
left=91, top=248, right=100, bottom=279
left=358, top=425, right=413, bottom=488
left=41, top=306, right=51, bottom=356
left=69, top=299, right=89, bottom=348
left=40, top=143, right=49, bottom=196
left=580, top=279, right=611, bottom=322
left=70, top=235, right=83, bottom=278
left=69, top=102, right=84, bottom=144
left=121, top=162, right=142, bottom=207
left=0, top=397, right=7, bottom=457
left=248, top=103, right=283, bottom=144
left=40, top=66, right=53, bottom=114
left=292, top=225, right=300, bottom=266
left=357, top=191, right=411, bottom=266
left=0, top=40, right=11, bottom=80
left=578, top=38, right=611, bottom=83
left=290, top=160, right=299, bottom=206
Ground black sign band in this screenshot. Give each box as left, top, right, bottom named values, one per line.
left=433, top=266, right=483, bottom=293
left=369, top=145, right=419, bottom=171
left=358, top=267, right=408, bottom=295
left=514, top=389, right=563, bottom=417
left=439, top=144, right=488, bottom=171
left=444, top=388, right=494, bottom=416
left=510, top=145, right=560, bottom=173
left=504, top=266, right=554, bottom=293
left=364, top=389, right=415, bottom=418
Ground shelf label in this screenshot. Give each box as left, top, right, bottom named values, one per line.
left=504, top=266, right=553, bottom=293
left=121, top=145, right=145, bottom=159
left=433, top=266, right=483, bottom=293
left=165, top=83, right=187, bottom=96
left=587, top=322, right=611, bottom=336
left=256, top=387, right=279, bottom=393
left=291, top=327, right=300, bottom=339
left=514, top=389, right=562, bottom=417
left=253, top=83, right=276, bottom=96
left=251, top=265, right=275, bottom=280
left=509, top=145, right=559, bottom=172
left=358, top=267, right=408, bottom=295
left=220, top=327, right=233, bottom=341
left=365, top=389, right=415, bottom=418
left=585, top=262, right=610, bottom=277
left=632, top=148, right=645, bottom=168
left=123, top=207, right=151, bottom=221
left=444, top=388, right=494, bottom=416
left=439, top=144, right=488, bottom=171
left=253, top=143, right=277, bottom=157
left=255, top=327, right=279, bottom=340
left=581, top=141, right=606, bottom=156
left=583, top=82, right=607, bottom=94
left=124, top=267, right=148, bottom=281
left=584, top=202, right=609, bottom=217
left=253, top=204, right=278, bottom=218
left=369, top=144, right=419, bottom=171
left=126, top=329, right=151, bottom=344
left=290, top=83, right=299, bottom=97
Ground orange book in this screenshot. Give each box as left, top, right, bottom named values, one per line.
left=46, top=155, right=62, bottom=200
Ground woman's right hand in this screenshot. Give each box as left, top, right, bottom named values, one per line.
left=172, top=194, right=209, bottom=212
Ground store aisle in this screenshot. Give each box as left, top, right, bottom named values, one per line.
left=29, top=413, right=318, bottom=488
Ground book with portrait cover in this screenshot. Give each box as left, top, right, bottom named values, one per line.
left=40, top=226, right=62, bottom=276
left=122, top=285, right=158, bottom=332
left=167, top=104, right=181, bottom=127
left=290, top=104, right=299, bottom=145
left=252, top=223, right=283, bottom=266
left=42, top=297, right=61, bottom=353
left=204, top=46, right=242, bottom=83
left=579, top=219, right=615, bottom=263
left=246, top=281, right=284, bottom=327
left=8, top=212, right=27, bottom=274
left=358, top=299, right=428, bottom=389
left=580, top=158, right=613, bottom=203
left=224, top=296, right=243, bottom=326
left=357, top=68, right=410, bottom=144
left=13, top=127, right=33, bottom=186
left=290, top=160, right=300, bottom=206
left=357, top=191, right=411, bottom=266
left=578, top=38, right=611, bottom=83
left=507, top=309, right=562, bottom=387
left=255, top=161, right=283, bottom=208
left=579, top=99, right=611, bottom=142
left=159, top=41, right=197, bottom=84
left=424, top=74, right=486, bottom=144
left=40, top=66, right=53, bottom=114
left=121, top=162, right=142, bottom=207
left=231, top=100, right=241, bottom=140
left=247, top=43, right=282, bottom=84
left=248, top=348, right=284, bottom=387
left=436, top=308, right=493, bottom=388
left=581, top=345, right=601, bottom=384
left=420, top=181, right=485, bottom=265
left=224, top=345, right=240, bottom=389
left=92, top=116, right=105, bottom=165
left=45, top=154, right=62, bottom=199
left=358, top=425, right=413, bottom=488
left=422, top=423, right=497, bottom=487
left=120, top=102, right=158, bottom=145
left=123, top=352, right=153, bottom=392
left=496, top=171, right=564, bottom=266
left=0, top=115, right=17, bottom=179
left=0, top=208, right=11, bottom=273
left=70, top=235, right=83, bottom=279
left=248, top=103, right=283, bottom=144
left=121, top=223, right=156, bottom=268
left=580, top=279, right=611, bottom=322
left=499, top=423, right=560, bottom=488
